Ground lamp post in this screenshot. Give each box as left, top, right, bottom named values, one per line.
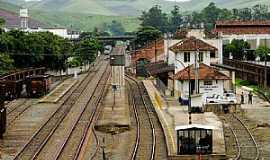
left=175, top=59, right=192, bottom=125
left=264, top=52, right=270, bottom=88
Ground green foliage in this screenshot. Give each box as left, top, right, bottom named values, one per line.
left=30, top=10, right=140, bottom=32
left=103, top=20, right=125, bottom=36
left=224, top=39, right=250, bottom=60
left=255, top=45, right=270, bottom=61
left=0, top=30, right=73, bottom=71
left=139, top=3, right=270, bottom=33
left=0, top=17, right=5, bottom=26
left=139, top=5, right=168, bottom=33
left=74, top=39, right=101, bottom=65
left=0, top=53, right=13, bottom=75
left=135, top=26, right=162, bottom=48
left=67, top=57, right=82, bottom=68
left=169, top=5, right=182, bottom=32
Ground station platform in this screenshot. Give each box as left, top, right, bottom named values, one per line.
left=39, top=77, right=78, bottom=103
left=95, top=78, right=130, bottom=134
left=143, top=80, right=226, bottom=159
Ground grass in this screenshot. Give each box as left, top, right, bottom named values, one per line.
left=31, top=10, right=140, bottom=32
left=235, top=78, right=259, bottom=89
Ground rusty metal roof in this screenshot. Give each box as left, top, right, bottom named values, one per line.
left=145, top=61, right=174, bottom=75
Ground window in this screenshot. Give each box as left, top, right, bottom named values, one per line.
left=204, top=80, right=213, bottom=85
left=210, top=51, right=216, bottom=58
left=184, top=52, right=190, bottom=62
left=199, top=52, right=203, bottom=62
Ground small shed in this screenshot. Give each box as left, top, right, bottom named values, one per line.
left=175, top=124, right=215, bottom=155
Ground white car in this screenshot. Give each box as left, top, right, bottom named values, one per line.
left=224, top=93, right=237, bottom=104
left=206, top=93, right=237, bottom=104
left=205, top=94, right=223, bottom=103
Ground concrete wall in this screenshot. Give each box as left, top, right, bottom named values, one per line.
left=111, top=66, right=125, bottom=86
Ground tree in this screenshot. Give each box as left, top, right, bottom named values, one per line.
left=135, top=26, right=162, bottom=48
left=224, top=39, right=250, bottom=60
left=238, top=8, right=252, bottom=20
left=0, top=53, right=13, bottom=75
left=107, top=20, right=125, bottom=36
left=0, top=17, right=5, bottom=34
left=255, top=46, right=270, bottom=61
left=139, top=5, right=169, bottom=33
left=74, top=39, right=101, bottom=65
left=169, top=5, right=182, bottom=32
left=0, top=17, right=4, bottom=26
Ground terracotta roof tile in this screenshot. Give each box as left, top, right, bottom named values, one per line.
left=170, top=37, right=217, bottom=52
left=215, top=20, right=270, bottom=35
left=174, top=63, right=230, bottom=80
left=214, top=27, right=270, bottom=35
left=216, top=20, right=270, bottom=26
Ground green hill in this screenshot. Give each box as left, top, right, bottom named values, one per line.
left=3, top=0, right=270, bottom=16
left=1, top=0, right=270, bottom=32
left=0, top=1, right=140, bottom=32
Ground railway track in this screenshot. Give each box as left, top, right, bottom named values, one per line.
left=222, top=113, right=259, bottom=160
left=54, top=63, right=110, bottom=160
left=126, top=75, right=167, bottom=160
left=7, top=99, right=33, bottom=125
left=13, top=58, right=108, bottom=160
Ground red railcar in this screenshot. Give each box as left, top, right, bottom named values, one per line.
left=0, top=67, right=46, bottom=100
left=26, top=75, right=51, bottom=97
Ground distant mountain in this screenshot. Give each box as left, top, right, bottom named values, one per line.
left=2, top=0, right=270, bottom=16
left=0, top=1, right=139, bottom=31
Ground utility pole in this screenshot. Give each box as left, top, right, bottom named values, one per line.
left=188, top=64, right=192, bottom=125
left=194, top=42, right=199, bottom=94
left=264, top=39, right=268, bottom=88
left=155, top=40, right=157, bottom=62
left=265, top=52, right=268, bottom=88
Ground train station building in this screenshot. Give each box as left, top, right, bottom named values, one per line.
left=168, top=37, right=230, bottom=102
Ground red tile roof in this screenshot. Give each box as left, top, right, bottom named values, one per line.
left=170, top=37, right=217, bottom=52
left=214, top=27, right=270, bottom=35
left=216, top=20, right=270, bottom=26
left=174, top=63, right=230, bottom=80
left=174, top=30, right=188, bottom=39
left=215, top=20, right=270, bottom=35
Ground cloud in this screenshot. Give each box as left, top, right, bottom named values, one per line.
left=24, top=0, right=42, bottom=2
left=164, top=0, right=192, bottom=2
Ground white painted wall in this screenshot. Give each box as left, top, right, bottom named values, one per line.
left=175, top=79, right=224, bottom=100
left=22, top=28, right=80, bottom=39
left=164, top=39, right=181, bottom=65
left=186, top=29, right=222, bottom=64
left=175, top=51, right=210, bottom=73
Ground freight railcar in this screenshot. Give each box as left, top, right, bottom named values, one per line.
left=26, top=75, right=51, bottom=97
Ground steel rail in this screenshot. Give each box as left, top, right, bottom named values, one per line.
left=13, top=59, right=105, bottom=160
left=125, top=75, right=156, bottom=160
left=54, top=64, right=110, bottom=160
left=125, top=78, right=140, bottom=160
left=232, top=113, right=260, bottom=160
